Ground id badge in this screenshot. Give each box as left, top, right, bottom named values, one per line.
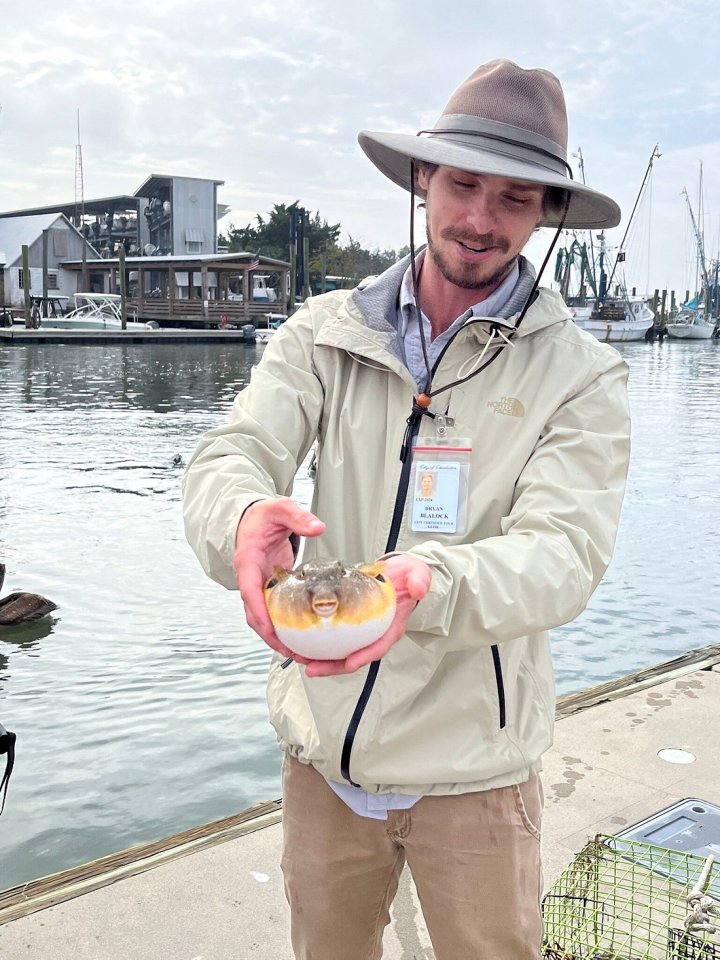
left=409, top=420, right=472, bottom=535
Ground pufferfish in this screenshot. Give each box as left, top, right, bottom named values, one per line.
left=263, top=559, right=396, bottom=660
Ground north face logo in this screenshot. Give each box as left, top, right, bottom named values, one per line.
left=487, top=396, right=525, bottom=417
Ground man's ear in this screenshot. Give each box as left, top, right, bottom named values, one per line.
left=416, top=166, right=430, bottom=192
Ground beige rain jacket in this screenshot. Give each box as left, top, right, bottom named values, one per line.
left=182, top=255, right=630, bottom=796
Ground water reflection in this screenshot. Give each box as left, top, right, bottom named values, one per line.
left=0, top=619, right=55, bottom=650
left=4, top=343, right=260, bottom=413
left=0, top=338, right=718, bottom=889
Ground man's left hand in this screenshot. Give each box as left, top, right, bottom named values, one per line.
left=303, top=554, right=432, bottom=678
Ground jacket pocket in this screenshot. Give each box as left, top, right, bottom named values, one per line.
left=490, top=644, right=506, bottom=729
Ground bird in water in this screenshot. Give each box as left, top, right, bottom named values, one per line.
left=264, top=559, right=396, bottom=660
left=0, top=563, right=57, bottom=626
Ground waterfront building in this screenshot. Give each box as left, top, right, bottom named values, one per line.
left=0, top=175, right=290, bottom=324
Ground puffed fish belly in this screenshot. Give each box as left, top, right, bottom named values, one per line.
left=275, top=610, right=394, bottom=660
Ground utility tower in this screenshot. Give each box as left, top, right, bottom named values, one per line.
left=75, top=109, right=89, bottom=290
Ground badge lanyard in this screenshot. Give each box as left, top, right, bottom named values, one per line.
left=402, top=162, right=571, bottom=536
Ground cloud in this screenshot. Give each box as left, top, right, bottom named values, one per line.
left=0, top=0, right=718, bottom=293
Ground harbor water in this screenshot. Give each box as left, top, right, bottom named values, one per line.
left=0, top=338, right=718, bottom=889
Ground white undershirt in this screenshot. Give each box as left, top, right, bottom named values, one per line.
left=324, top=255, right=521, bottom=820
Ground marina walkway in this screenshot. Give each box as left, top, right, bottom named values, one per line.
left=1, top=653, right=719, bottom=959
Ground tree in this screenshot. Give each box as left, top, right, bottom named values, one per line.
left=218, top=204, right=408, bottom=294
left=220, top=204, right=341, bottom=262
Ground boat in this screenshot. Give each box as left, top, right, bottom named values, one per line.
left=37, top=293, right=156, bottom=332
left=667, top=175, right=719, bottom=340
left=557, top=146, right=659, bottom=343
left=666, top=299, right=717, bottom=340
left=254, top=313, right=286, bottom=343
left=252, top=275, right=278, bottom=304
left=226, top=275, right=279, bottom=304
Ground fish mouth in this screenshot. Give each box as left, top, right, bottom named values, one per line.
left=311, top=598, right=339, bottom=618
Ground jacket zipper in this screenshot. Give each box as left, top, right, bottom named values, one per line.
left=340, top=407, right=422, bottom=784
left=339, top=331, right=510, bottom=785
left=490, top=645, right=506, bottom=729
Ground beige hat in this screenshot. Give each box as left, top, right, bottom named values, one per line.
left=358, top=59, right=620, bottom=230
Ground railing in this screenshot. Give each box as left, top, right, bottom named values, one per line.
left=130, top=298, right=285, bottom=325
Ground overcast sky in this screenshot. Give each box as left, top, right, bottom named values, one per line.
left=1, top=0, right=719, bottom=298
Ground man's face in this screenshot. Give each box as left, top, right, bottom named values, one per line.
left=417, top=165, right=545, bottom=292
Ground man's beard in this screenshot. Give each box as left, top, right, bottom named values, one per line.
left=426, top=224, right=517, bottom=291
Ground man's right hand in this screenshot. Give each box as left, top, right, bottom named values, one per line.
left=233, top=497, right=326, bottom=657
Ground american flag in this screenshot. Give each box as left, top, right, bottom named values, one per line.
left=248, top=256, right=260, bottom=270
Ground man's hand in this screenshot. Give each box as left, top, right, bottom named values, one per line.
left=304, top=553, right=432, bottom=678
left=234, top=498, right=325, bottom=658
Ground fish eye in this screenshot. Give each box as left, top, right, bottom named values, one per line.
left=265, top=577, right=279, bottom=589
left=374, top=573, right=386, bottom=582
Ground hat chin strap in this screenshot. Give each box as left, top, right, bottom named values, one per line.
left=513, top=194, right=570, bottom=329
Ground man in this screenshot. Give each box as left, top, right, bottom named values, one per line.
left=183, top=59, right=630, bottom=959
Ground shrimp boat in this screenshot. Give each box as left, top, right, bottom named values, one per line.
left=557, top=146, right=658, bottom=342
left=38, top=293, right=155, bottom=332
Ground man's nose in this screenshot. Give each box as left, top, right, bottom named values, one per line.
left=464, top=194, right=497, bottom=233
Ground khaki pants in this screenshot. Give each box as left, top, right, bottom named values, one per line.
left=281, top=755, right=544, bottom=960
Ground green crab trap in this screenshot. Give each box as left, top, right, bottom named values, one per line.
left=541, top=834, right=720, bottom=959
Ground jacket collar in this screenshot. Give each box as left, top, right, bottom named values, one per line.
left=315, top=250, right=572, bottom=361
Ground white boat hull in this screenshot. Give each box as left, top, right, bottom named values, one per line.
left=570, top=300, right=655, bottom=342
left=38, top=293, right=154, bottom=332
left=573, top=318, right=653, bottom=342
left=39, top=317, right=151, bottom=332
left=666, top=322, right=716, bottom=340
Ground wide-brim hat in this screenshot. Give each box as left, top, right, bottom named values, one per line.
left=358, top=59, right=620, bottom=230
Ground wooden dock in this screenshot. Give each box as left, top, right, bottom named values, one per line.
left=0, top=327, right=258, bottom=345
left=1, top=644, right=719, bottom=958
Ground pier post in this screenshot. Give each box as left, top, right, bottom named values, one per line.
left=22, top=245, right=31, bottom=327
left=302, top=236, right=310, bottom=301
left=42, top=229, right=49, bottom=317
left=201, top=265, right=209, bottom=322
left=289, top=244, right=297, bottom=315
left=119, top=247, right=127, bottom=331
left=242, top=269, right=249, bottom=320
left=168, top=265, right=175, bottom=325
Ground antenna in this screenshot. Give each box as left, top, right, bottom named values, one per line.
left=74, top=109, right=85, bottom=228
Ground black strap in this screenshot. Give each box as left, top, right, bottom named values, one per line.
left=0, top=723, right=16, bottom=815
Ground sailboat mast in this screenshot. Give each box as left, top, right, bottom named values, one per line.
left=682, top=176, right=710, bottom=293
left=604, top=143, right=661, bottom=296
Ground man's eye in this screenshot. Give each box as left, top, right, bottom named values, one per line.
left=454, top=180, right=474, bottom=189
left=505, top=195, right=529, bottom=205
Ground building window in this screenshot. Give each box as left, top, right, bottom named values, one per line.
left=17, top=269, right=59, bottom=290
left=186, top=240, right=202, bottom=254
